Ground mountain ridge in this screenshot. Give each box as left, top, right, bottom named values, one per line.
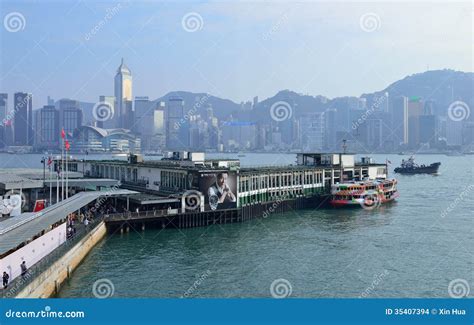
left=75, top=69, right=473, bottom=124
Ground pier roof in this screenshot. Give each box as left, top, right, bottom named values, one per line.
left=77, top=158, right=240, bottom=171
left=0, top=189, right=137, bottom=257
left=126, top=193, right=180, bottom=205
left=0, top=173, right=43, bottom=190
left=44, top=178, right=120, bottom=188
left=0, top=170, right=106, bottom=190
left=71, top=159, right=387, bottom=174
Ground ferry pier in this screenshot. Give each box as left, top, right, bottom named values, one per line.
left=0, top=152, right=388, bottom=297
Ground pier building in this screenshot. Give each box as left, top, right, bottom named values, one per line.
left=67, top=152, right=387, bottom=212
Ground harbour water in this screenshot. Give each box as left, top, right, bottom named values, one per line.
left=1, top=153, right=472, bottom=298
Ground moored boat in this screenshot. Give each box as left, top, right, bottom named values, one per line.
left=330, top=178, right=399, bottom=209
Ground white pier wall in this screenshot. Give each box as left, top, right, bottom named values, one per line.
left=0, top=223, right=66, bottom=283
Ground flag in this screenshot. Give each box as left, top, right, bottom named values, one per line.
left=386, top=159, right=392, bottom=164
left=33, top=199, right=46, bottom=212
left=65, top=140, right=70, bottom=151
left=61, top=128, right=65, bottom=139
left=47, top=156, right=52, bottom=166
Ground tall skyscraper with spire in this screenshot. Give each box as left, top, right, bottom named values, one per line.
left=114, top=58, right=132, bottom=129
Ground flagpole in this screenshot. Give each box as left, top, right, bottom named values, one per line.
left=49, top=158, right=52, bottom=206
left=61, top=139, right=64, bottom=201
left=61, top=128, right=66, bottom=202
left=66, top=143, right=69, bottom=200
left=20, top=183, right=22, bottom=213
left=56, top=158, right=59, bottom=204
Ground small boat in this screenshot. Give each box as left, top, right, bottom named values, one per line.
left=394, top=156, right=440, bottom=174
left=330, top=178, right=399, bottom=209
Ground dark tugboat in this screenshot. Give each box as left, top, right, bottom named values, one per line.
left=394, top=156, right=440, bottom=174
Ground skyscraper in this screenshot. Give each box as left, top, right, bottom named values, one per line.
left=0, top=93, right=7, bottom=148
left=114, top=58, right=132, bottom=129
left=300, top=113, right=325, bottom=151
left=0, top=93, right=7, bottom=122
left=133, top=96, right=153, bottom=133
left=98, top=95, right=116, bottom=129
left=134, top=97, right=165, bottom=151
left=151, top=102, right=166, bottom=151
left=419, top=115, right=437, bottom=147
left=446, top=119, right=463, bottom=146
left=324, top=108, right=337, bottom=151
left=153, top=101, right=166, bottom=135
left=407, top=97, right=424, bottom=148
left=166, top=97, right=186, bottom=150
left=59, top=99, right=83, bottom=137
left=35, top=105, right=59, bottom=150
left=13, top=92, right=33, bottom=146
left=389, top=96, right=408, bottom=147
left=124, top=100, right=134, bottom=129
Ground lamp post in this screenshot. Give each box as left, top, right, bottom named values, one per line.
left=40, top=156, right=46, bottom=199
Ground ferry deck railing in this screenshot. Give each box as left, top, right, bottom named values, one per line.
left=104, top=209, right=179, bottom=222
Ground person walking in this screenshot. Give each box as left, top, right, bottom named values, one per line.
left=2, top=271, right=9, bottom=289
left=84, top=217, right=89, bottom=229
left=20, top=261, right=27, bottom=277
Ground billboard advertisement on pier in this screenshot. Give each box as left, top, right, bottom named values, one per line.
left=199, top=171, right=237, bottom=211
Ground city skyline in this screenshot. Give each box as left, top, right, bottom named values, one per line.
left=0, top=65, right=471, bottom=110
left=0, top=64, right=473, bottom=154
left=1, top=1, right=472, bottom=108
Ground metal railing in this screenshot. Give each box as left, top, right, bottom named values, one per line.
left=104, top=208, right=177, bottom=221
left=1, top=216, right=104, bottom=298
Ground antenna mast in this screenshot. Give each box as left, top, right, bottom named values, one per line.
left=342, top=139, right=347, bottom=154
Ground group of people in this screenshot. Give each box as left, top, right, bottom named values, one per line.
left=2, top=261, right=27, bottom=289
left=66, top=210, right=95, bottom=239
left=94, top=202, right=118, bottom=216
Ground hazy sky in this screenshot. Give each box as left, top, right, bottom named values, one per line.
left=0, top=0, right=472, bottom=107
